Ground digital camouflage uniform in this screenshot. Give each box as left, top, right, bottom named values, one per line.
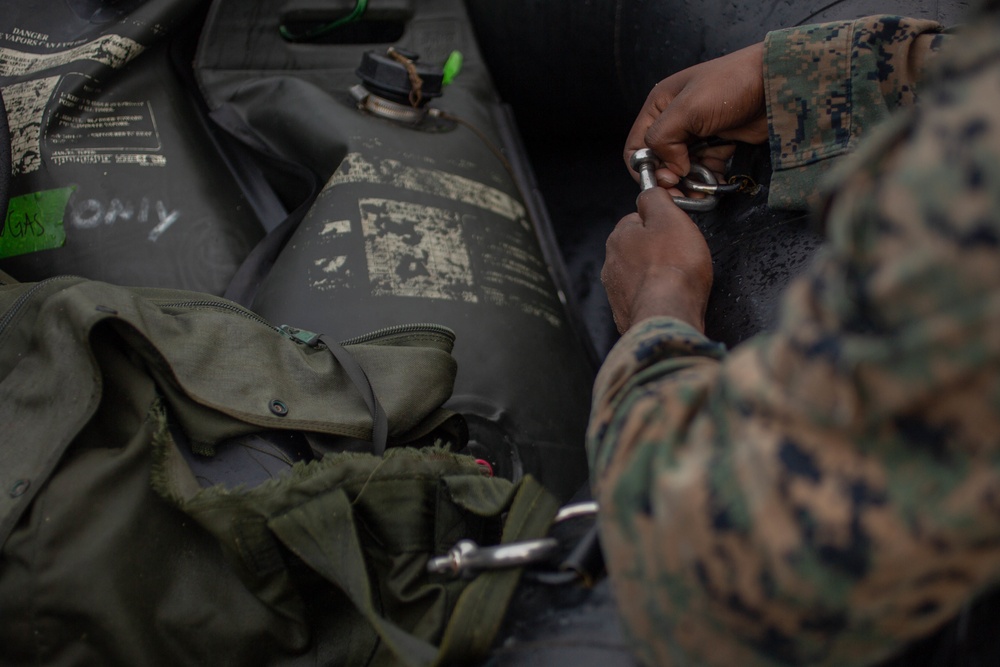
left=589, top=6, right=1000, bottom=666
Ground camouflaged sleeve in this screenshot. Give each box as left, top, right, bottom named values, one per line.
left=764, top=16, right=948, bottom=210
left=589, top=11, right=1000, bottom=667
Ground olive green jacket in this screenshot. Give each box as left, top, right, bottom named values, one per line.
left=0, top=274, right=555, bottom=666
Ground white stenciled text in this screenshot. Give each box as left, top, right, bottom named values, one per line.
left=70, top=196, right=180, bottom=242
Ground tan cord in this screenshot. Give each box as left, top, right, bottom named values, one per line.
left=387, top=47, right=424, bottom=108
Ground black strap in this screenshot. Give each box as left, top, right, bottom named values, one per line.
left=207, top=103, right=322, bottom=307
left=319, top=334, right=389, bottom=455
left=223, top=199, right=314, bottom=306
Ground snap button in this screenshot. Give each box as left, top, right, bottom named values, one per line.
left=269, top=399, right=289, bottom=416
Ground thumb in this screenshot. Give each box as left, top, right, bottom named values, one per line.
left=643, top=102, right=694, bottom=177
left=636, top=185, right=684, bottom=225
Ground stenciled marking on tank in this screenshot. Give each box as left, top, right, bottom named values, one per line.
left=3, top=76, right=59, bottom=176
left=310, top=220, right=353, bottom=289
left=0, top=33, right=145, bottom=77
left=314, top=256, right=349, bottom=273
left=69, top=196, right=181, bottom=242
left=320, top=220, right=352, bottom=236
left=307, top=152, right=564, bottom=327
left=326, top=152, right=526, bottom=222
left=360, top=197, right=477, bottom=302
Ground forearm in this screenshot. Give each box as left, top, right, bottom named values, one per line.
left=590, top=270, right=1000, bottom=666
left=764, top=15, right=949, bottom=210
left=589, top=317, right=725, bottom=478
left=590, top=303, right=862, bottom=666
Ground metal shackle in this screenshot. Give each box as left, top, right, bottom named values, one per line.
left=629, top=149, right=720, bottom=213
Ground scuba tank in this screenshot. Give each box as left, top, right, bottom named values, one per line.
left=0, top=0, right=263, bottom=294
left=193, top=0, right=597, bottom=501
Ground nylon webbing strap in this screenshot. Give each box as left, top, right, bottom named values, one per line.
left=319, top=335, right=389, bottom=455
left=269, top=475, right=559, bottom=667
left=214, top=102, right=321, bottom=306
left=433, top=475, right=560, bottom=665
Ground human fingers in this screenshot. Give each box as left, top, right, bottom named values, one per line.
left=654, top=166, right=681, bottom=188
left=642, top=43, right=767, bottom=168
left=635, top=186, right=695, bottom=232
left=635, top=188, right=713, bottom=291
left=638, top=89, right=698, bottom=177
left=624, top=74, right=693, bottom=181
left=691, top=144, right=735, bottom=177
left=603, top=189, right=713, bottom=332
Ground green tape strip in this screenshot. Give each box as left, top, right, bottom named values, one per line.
left=0, top=187, right=74, bottom=259
left=442, top=50, right=463, bottom=86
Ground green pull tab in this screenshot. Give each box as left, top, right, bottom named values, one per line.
left=1, top=187, right=75, bottom=259
left=279, top=324, right=323, bottom=347
left=442, top=50, right=463, bottom=86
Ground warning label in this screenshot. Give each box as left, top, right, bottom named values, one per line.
left=0, top=33, right=144, bottom=77
left=48, top=91, right=162, bottom=154
left=0, top=32, right=162, bottom=174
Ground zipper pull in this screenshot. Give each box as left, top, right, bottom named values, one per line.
left=279, top=324, right=323, bottom=347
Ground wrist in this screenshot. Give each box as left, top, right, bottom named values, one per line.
left=628, top=266, right=710, bottom=333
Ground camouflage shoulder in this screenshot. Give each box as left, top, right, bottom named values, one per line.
left=764, top=16, right=944, bottom=210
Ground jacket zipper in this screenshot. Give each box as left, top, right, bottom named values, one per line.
left=1, top=282, right=454, bottom=348
left=160, top=299, right=454, bottom=348
left=0, top=275, right=81, bottom=335
left=157, top=299, right=289, bottom=337
left=339, top=322, right=455, bottom=346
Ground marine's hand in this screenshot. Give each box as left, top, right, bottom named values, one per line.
left=602, top=187, right=713, bottom=334
left=625, top=42, right=768, bottom=184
